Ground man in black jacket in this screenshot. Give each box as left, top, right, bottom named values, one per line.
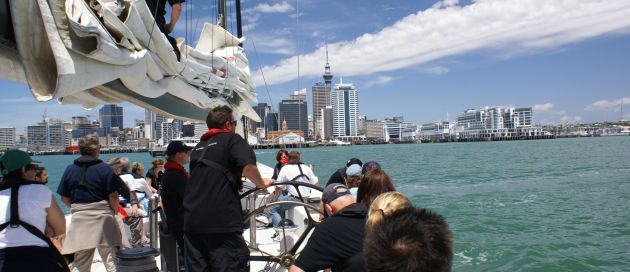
left=184, top=106, right=272, bottom=272
left=160, top=140, right=192, bottom=272
left=290, top=183, right=367, bottom=272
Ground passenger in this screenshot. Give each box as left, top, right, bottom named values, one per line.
left=346, top=164, right=363, bottom=197
left=269, top=151, right=318, bottom=240
left=107, top=158, right=148, bottom=249
left=34, top=166, right=49, bottom=184
left=272, top=149, right=290, bottom=180
left=357, top=169, right=396, bottom=206
left=57, top=136, right=124, bottom=272
left=145, top=0, right=183, bottom=60
left=365, top=192, right=411, bottom=231
left=126, top=161, right=153, bottom=215
left=363, top=207, right=453, bottom=272
left=290, top=183, right=367, bottom=272
left=160, top=140, right=192, bottom=272
left=0, top=150, right=68, bottom=271
left=326, top=158, right=362, bottom=187
left=184, top=106, right=271, bottom=272
left=146, top=159, right=164, bottom=194
left=361, top=161, right=381, bottom=175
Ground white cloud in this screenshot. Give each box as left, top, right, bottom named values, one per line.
left=585, top=97, right=630, bottom=112
left=250, top=1, right=294, bottom=13
left=252, top=0, right=630, bottom=86
left=365, top=76, right=395, bottom=88
left=425, top=66, right=450, bottom=75
left=288, top=12, right=304, bottom=19
left=561, top=115, right=583, bottom=123
left=532, top=103, right=555, bottom=112
left=433, top=0, right=459, bottom=9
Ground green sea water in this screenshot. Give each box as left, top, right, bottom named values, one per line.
left=36, top=137, right=630, bottom=271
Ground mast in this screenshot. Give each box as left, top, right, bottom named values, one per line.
left=217, top=0, right=227, bottom=28
left=235, top=0, right=243, bottom=46
left=217, top=0, right=248, bottom=139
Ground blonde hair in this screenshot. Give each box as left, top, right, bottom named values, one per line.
left=132, top=162, right=144, bottom=174
left=366, top=192, right=412, bottom=231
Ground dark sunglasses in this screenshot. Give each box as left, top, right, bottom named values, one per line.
left=230, top=120, right=237, bottom=126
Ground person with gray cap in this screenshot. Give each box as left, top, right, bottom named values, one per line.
left=289, top=183, right=367, bottom=272
left=326, top=158, right=362, bottom=187
left=57, top=135, right=125, bottom=271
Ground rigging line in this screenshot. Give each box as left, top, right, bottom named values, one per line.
left=249, top=34, right=278, bottom=129
left=146, top=0, right=163, bottom=57
left=295, top=0, right=302, bottom=136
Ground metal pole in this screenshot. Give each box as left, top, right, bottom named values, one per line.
left=235, top=0, right=243, bottom=41
left=149, top=195, right=160, bottom=249
left=248, top=193, right=257, bottom=248
left=218, top=0, right=227, bottom=28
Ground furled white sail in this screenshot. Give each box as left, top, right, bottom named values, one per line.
left=3, top=0, right=260, bottom=122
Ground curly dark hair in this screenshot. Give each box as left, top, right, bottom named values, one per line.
left=364, top=207, right=453, bottom=272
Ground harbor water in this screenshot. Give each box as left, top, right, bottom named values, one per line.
left=38, top=136, right=630, bottom=271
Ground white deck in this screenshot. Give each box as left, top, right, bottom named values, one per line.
left=63, top=163, right=322, bottom=271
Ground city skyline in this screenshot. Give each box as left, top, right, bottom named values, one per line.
left=1, top=0, right=629, bottom=130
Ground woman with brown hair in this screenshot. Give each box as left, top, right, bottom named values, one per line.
left=272, top=149, right=289, bottom=180
left=356, top=169, right=395, bottom=206
left=146, top=159, right=164, bottom=193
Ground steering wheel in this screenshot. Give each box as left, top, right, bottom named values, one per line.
left=240, top=182, right=324, bottom=271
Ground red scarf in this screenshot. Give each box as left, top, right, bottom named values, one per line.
left=165, top=161, right=189, bottom=179
left=200, top=128, right=232, bottom=141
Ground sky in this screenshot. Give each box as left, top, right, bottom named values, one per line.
left=1, top=0, right=630, bottom=132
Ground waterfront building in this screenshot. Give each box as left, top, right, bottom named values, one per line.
left=420, top=122, right=454, bottom=141
left=321, top=106, right=334, bottom=140
left=182, top=122, right=207, bottom=138
left=26, top=121, right=66, bottom=148
left=266, top=120, right=305, bottom=142
left=71, top=116, right=91, bottom=130
left=161, top=119, right=182, bottom=145
left=99, top=104, right=124, bottom=133
left=365, top=120, right=387, bottom=142
left=0, top=127, right=16, bottom=148
left=279, top=98, right=308, bottom=137
left=331, top=80, right=359, bottom=139
left=456, top=106, right=544, bottom=139
left=144, top=110, right=167, bottom=140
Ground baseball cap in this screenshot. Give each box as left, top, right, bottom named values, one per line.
left=0, top=150, right=40, bottom=175
left=322, top=183, right=352, bottom=204
left=346, top=158, right=363, bottom=167
left=345, top=164, right=362, bottom=177
left=166, top=141, right=193, bottom=156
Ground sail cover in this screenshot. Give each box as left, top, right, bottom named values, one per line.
left=4, top=0, right=260, bottom=122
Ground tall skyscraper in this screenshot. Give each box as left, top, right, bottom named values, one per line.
left=144, top=109, right=167, bottom=140
left=279, top=99, right=308, bottom=137
left=99, top=104, right=124, bottom=132
left=331, top=81, right=359, bottom=138
left=312, top=49, right=334, bottom=139
left=253, top=103, right=271, bottom=129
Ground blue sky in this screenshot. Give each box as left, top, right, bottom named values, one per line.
left=1, top=0, right=629, bottom=132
